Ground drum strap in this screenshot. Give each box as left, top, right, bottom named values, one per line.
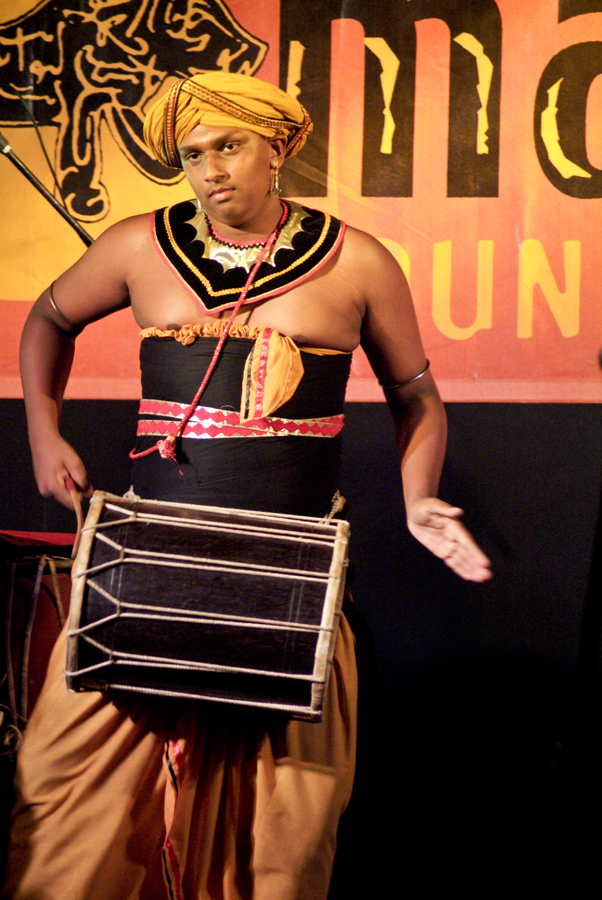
left=130, top=203, right=288, bottom=470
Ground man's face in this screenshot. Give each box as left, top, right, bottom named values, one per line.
left=179, top=125, right=279, bottom=231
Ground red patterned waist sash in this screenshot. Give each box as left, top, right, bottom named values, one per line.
left=136, top=399, right=345, bottom=440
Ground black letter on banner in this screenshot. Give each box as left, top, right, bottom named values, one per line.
left=280, top=0, right=414, bottom=197
left=280, top=0, right=501, bottom=197
left=535, top=42, right=602, bottom=198
left=361, top=4, right=416, bottom=196
left=280, top=0, right=333, bottom=196
left=559, top=1, right=602, bottom=21
left=411, top=0, right=501, bottom=197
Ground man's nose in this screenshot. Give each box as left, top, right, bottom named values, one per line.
left=204, top=152, right=226, bottom=180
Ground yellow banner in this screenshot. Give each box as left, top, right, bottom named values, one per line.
left=1, top=0, right=602, bottom=401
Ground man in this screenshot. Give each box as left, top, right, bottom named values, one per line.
left=6, top=73, right=490, bottom=899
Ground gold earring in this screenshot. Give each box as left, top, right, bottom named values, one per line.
left=270, top=161, right=281, bottom=196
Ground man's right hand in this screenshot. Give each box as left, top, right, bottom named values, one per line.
left=31, top=434, right=93, bottom=510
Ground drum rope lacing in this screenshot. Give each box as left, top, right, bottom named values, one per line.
left=129, top=203, right=289, bottom=470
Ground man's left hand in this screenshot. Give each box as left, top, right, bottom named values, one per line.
left=407, top=497, right=492, bottom=582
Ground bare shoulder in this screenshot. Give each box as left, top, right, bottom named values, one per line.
left=340, top=224, right=386, bottom=252
left=86, top=212, right=152, bottom=259
left=65, top=212, right=153, bottom=273
left=52, top=212, right=154, bottom=325
left=337, top=225, right=408, bottom=295
left=339, top=224, right=394, bottom=267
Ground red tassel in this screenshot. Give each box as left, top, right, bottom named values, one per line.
left=129, top=434, right=183, bottom=474
left=157, top=437, right=177, bottom=460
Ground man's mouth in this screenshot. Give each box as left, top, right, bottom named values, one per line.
left=209, top=187, right=233, bottom=201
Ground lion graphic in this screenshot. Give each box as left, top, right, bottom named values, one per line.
left=0, top=0, right=267, bottom=220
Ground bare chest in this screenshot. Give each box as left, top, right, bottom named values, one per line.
left=126, top=236, right=364, bottom=351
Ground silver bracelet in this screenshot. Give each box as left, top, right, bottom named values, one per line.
left=48, top=282, right=77, bottom=330
left=380, top=359, right=430, bottom=391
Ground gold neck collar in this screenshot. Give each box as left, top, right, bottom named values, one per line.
left=186, top=201, right=311, bottom=273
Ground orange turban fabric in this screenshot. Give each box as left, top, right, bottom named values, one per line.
left=144, top=73, right=312, bottom=169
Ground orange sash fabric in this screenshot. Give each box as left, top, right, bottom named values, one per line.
left=140, top=323, right=348, bottom=423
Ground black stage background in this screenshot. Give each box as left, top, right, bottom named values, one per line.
left=3, top=398, right=602, bottom=891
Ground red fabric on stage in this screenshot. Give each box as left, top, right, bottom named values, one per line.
left=0, top=531, right=75, bottom=547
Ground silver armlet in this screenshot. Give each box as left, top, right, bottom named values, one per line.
left=48, top=282, right=78, bottom=330
left=380, top=359, right=430, bottom=391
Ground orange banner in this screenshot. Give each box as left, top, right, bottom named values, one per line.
left=1, top=0, right=602, bottom=401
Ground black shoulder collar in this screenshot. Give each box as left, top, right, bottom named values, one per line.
left=152, top=199, right=346, bottom=314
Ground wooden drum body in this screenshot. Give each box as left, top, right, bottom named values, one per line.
left=66, top=493, right=349, bottom=721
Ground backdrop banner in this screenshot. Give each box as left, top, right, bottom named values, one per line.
left=1, top=0, right=602, bottom=401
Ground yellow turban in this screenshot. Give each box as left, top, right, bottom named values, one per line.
left=144, top=73, right=312, bottom=169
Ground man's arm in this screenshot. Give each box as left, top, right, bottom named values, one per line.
left=382, top=374, right=491, bottom=582
left=345, top=228, right=491, bottom=582
left=21, top=291, right=90, bottom=509
left=20, top=216, right=145, bottom=509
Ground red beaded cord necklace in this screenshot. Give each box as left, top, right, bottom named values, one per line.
left=130, top=202, right=287, bottom=469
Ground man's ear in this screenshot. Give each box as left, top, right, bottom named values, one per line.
left=268, top=135, right=287, bottom=166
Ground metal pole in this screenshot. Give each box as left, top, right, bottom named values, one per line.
left=0, top=129, right=93, bottom=247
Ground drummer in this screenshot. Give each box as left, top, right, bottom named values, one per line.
left=8, top=73, right=491, bottom=899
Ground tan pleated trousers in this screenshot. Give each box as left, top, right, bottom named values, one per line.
left=4, top=617, right=357, bottom=900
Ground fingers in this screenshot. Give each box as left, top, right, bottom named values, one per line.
left=64, top=475, right=77, bottom=495
left=33, top=439, right=92, bottom=510
left=440, top=532, right=492, bottom=582
left=46, top=473, right=78, bottom=510
left=407, top=498, right=492, bottom=582
left=53, top=466, right=91, bottom=510
left=64, top=475, right=84, bottom=511
left=60, top=464, right=93, bottom=510
left=63, top=453, right=92, bottom=497
left=432, top=518, right=492, bottom=580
